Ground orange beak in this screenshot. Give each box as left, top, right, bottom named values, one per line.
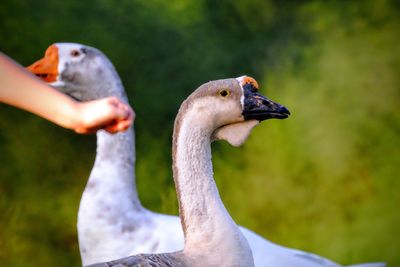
left=26, top=44, right=59, bottom=83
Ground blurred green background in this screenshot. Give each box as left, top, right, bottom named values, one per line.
left=1, top=0, right=399, bottom=266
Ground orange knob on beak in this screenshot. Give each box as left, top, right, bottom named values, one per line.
left=241, top=76, right=259, bottom=91
left=26, top=44, right=59, bottom=83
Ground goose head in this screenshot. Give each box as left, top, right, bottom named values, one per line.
left=27, top=43, right=126, bottom=101
left=182, top=76, right=290, bottom=146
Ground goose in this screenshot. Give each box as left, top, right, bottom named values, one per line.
left=27, top=43, right=385, bottom=267
left=85, top=77, right=385, bottom=267
left=87, top=76, right=292, bottom=267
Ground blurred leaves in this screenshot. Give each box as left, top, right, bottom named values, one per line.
left=0, top=0, right=399, bottom=266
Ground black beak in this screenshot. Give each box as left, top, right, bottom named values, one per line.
left=242, top=84, right=290, bottom=121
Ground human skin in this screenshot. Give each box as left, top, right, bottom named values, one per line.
left=0, top=52, right=134, bottom=134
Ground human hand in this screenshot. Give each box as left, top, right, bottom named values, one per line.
left=73, top=96, right=135, bottom=134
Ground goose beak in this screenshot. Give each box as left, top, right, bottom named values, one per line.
left=26, top=44, right=59, bottom=83
left=238, top=76, right=290, bottom=121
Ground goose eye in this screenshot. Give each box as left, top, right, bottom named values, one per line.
left=71, top=50, right=81, bottom=57
left=219, top=89, right=231, bottom=97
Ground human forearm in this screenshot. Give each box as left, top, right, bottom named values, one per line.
left=0, top=53, right=134, bottom=133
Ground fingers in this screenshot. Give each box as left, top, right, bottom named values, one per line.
left=102, top=107, right=134, bottom=134
left=106, top=96, right=135, bottom=123
left=102, top=97, right=135, bottom=134
left=76, top=96, right=135, bottom=134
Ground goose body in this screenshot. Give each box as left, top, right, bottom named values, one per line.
left=28, top=43, right=385, bottom=267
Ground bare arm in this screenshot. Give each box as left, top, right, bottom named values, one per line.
left=0, top=53, right=134, bottom=134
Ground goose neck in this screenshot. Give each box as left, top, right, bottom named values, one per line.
left=86, top=126, right=142, bottom=211
left=172, top=105, right=253, bottom=265
left=96, top=127, right=135, bottom=166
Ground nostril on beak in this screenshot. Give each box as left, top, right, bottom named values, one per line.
left=262, top=99, right=272, bottom=106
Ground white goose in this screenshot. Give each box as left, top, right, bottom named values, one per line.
left=27, top=43, right=385, bottom=267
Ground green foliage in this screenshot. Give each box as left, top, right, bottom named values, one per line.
left=0, top=0, right=399, bottom=266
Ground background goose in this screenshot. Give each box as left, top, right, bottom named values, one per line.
left=28, top=43, right=385, bottom=267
